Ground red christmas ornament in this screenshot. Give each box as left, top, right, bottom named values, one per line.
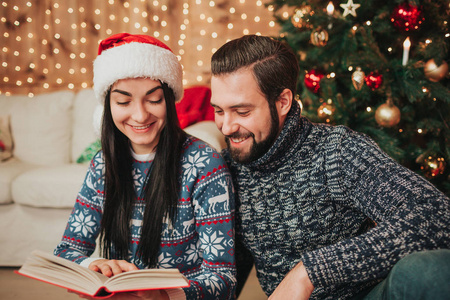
left=364, top=72, right=383, bottom=90
left=304, top=70, right=324, bottom=93
left=390, top=3, right=424, bottom=31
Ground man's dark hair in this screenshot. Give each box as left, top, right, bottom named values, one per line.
left=211, top=34, right=299, bottom=105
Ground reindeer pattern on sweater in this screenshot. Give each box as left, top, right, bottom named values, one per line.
left=54, top=135, right=236, bottom=300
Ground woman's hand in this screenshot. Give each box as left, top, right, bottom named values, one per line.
left=88, top=259, right=139, bottom=277
left=69, top=290, right=169, bottom=300
left=71, top=260, right=170, bottom=299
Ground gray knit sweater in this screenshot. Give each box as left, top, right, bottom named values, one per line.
left=222, top=101, right=450, bottom=299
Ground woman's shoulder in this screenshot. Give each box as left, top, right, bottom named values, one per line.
left=89, top=150, right=105, bottom=171
left=181, top=135, right=227, bottom=166
left=183, top=134, right=223, bottom=155
left=91, top=149, right=104, bottom=161
left=180, top=135, right=230, bottom=185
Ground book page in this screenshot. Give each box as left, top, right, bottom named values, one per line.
left=104, top=268, right=190, bottom=292
left=18, top=250, right=107, bottom=296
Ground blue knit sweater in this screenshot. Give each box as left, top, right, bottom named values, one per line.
left=223, top=101, right=450, bottom=299
left=55, top=136, right=236, bottom=299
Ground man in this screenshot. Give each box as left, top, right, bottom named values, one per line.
left=210, top=34, right=450, bottom=300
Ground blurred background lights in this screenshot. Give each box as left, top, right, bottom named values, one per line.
left=1, top=0, right=283, bottom=96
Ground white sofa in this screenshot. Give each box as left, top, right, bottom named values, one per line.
left=0, top=89, right=225, bottom=266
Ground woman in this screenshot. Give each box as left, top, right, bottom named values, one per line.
left=54, top=33, right=236, bottom=300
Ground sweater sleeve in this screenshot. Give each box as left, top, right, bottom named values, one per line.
left=301, top=129, right=450, bottom=291
left=54, top=153, right=104, bottom=264
left=180, top=146, right=237, bottom=299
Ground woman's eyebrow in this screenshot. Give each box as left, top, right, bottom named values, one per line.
left=111, top=85, right=162, bottom=97
left=111, top=89, right=131, bottom=96
left=146, top=85, right=163, bottom=95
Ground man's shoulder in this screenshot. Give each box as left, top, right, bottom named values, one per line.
left=310, top=121, right=352, bottom=139
left=309, top=121, right=373, bottom=148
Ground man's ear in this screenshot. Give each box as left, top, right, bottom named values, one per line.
left=277, top=88, right=293, bottom=118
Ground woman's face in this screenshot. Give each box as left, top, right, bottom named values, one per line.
left=110, top=77, right=167, bottom=154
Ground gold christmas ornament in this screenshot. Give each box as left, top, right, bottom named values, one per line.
left=375, top=101, right=401, bottom=127
left=424, top=59, right=449, bottom=82
left=310, top=27, right=329, bottom=46
left=418, top=155, right=446, bottom=179
left=351, top=67, right=365, bottom=90
left=292, top=6, right=314, bottom=29
left=317, top=99, right=336, bottom=123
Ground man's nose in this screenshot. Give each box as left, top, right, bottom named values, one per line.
left=221, top=114, right=239, bottom=136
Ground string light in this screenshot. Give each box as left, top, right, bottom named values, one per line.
left=1, top=0, right=280, bottom=93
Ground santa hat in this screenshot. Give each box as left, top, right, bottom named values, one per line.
left=93, top=33, right=183, bottom=102
left=92, top=33, right=183, bottom=135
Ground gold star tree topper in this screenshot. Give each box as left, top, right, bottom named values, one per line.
left=340, top=0, right=361, bottom=17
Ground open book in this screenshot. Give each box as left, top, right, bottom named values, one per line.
left=16, top=250, right=190, bottom=299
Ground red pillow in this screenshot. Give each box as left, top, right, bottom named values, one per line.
left=176, top=86, right=214, bottom=129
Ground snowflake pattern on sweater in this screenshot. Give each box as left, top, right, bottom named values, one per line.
left=224, top=101, right=450, bottom=300
left=55, top=136, right=236, bottom=299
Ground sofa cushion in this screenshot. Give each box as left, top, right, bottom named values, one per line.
left=0, top=115, right=13, bottom=162
left=11, top=164, right=88, bottom=208
left=0, top=158, right=40, bottom=204
left=72, top=89, right=98, bottom=163
left=184, top=121, right=226, bottom=151
left=0, top=91, right=74, bottom=165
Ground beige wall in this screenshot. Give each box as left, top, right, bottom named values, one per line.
left=0, top=0, right=285, bottom=96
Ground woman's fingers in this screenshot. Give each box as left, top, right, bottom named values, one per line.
left=89, top=259, right=138, bottom=277
left=117, top=260, right=139, bottom=272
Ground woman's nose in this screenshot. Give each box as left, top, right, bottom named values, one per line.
left=132, top=102, right=149, bottom=122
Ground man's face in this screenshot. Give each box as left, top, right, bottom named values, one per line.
left=211, top=68, right=280, bottom=163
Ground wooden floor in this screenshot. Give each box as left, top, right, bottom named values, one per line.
left=0, top=266, right=266, bottom=300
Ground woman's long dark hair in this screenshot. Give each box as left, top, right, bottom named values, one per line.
left=99, top=82, right=186, bottom=267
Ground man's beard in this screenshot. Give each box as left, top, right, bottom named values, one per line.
left=226, top=114, right=279, bottom=164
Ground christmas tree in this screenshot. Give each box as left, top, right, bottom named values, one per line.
left=268, top=0, right=450, bottom=195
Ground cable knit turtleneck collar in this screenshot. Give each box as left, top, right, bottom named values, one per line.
left=232, top=100, right=311, bottom=172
